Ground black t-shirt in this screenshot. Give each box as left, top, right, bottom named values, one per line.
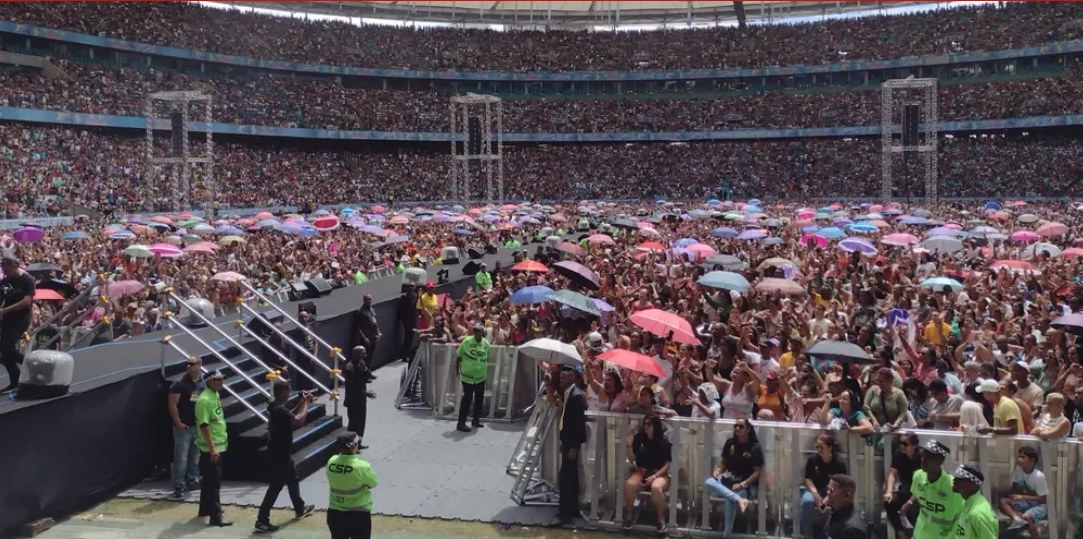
left=889, top=450, right=921, bottom=490
left=721, top=438, right=765, bottom=483
left=804, top=454, right=848, bottom=494
left=1066, top=400, right=1083, bottom=432
left=267, top=402, right=295, bottom=458
left=631, top=431, right=672, bottom=473
left=169, top=375, right=204, bottom=426
left=0, top=271, right=35, bottom=329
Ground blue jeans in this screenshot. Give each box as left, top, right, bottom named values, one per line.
left=172, top=426, right=201, bottom=490
left=799, top=487, right=824, bottom=538
left=704, top=477, right=755, bottom=536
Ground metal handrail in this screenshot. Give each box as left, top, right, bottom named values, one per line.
left=161, top=336, right=268, bottom=422
left=24, top=285, right=97, bottom=353
left=32, top=302, right=102, bottom=353
left=168, top=292, right=335, bottom=406
left=63, top=319, right=105, bottom=352
left=231, top=313, right=334, bottom=395
left=161, top=314, right=271, bottom=398
left=241, top=282, right=350, bottom=367
left=238, top=303, right=345, bottom=383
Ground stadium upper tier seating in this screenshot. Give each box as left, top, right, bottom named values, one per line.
left=2, top=124, right=1074, bottom=216
left=0, top=59, right=1080, bottom=133
left=1, top=2, right=1082, bottom=71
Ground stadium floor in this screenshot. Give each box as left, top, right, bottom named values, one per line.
left=115, top=362, right=557, bottom=526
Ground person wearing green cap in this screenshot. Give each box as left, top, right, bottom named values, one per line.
left=952, top=464, right=998, bottom=539
left=326, top=433, right=377, bottom=539
left=195, top=371, right=231, bottom=527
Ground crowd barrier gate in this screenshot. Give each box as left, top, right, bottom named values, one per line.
left=518, top=411, right=1082, bottom=539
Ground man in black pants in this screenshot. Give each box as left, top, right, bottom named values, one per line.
left=343, top=345, right=372, bottom=450
left=396, top=283, right=418, bottom=363
left=255, top=380, right=316, bottom=532
left=355, top=294, right=381, bottom=369
left=0, top=257, right=34, bottom=393
left=555, top=365, right=587, bottom=526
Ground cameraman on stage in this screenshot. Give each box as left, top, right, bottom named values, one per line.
left=0, top=257, right=34, bottom=394
left=254, top=379, right=315, bottom=532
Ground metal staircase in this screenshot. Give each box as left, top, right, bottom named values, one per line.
left=159, top=299, right=345, bottom=482
left=508, top=397, right=559, bottom=505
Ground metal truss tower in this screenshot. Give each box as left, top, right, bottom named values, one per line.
left=450, top=93, right=504, bottom=203
left=145, top=91, right=215, bottom=216
left=881, top=78, right=938, bottom=202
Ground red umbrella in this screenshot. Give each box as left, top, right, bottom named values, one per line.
left=34, top=289, right=65, bottom=301
left=597, top=349, right=666, bottom=378
left=990, top=259, right=1035, bottom=272
left=313, top=215, right=340, bottom=231
left=555, top=242, right=585, bottom=257
left=512, top=260, right=548, bottom=273
left=636, top=241, right=666, bottom=252
left=629, top=309, right=700, bottom=345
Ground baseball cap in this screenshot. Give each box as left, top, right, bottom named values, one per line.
left=977, top=379, right=1001, bottom=394
left=337, top=432, right=359, bottom=448
left=426, top=281, right=436, bottom=288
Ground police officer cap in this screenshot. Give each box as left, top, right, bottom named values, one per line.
left=206, top=370, right=225, bottom=381
left=337, top=433, right=359, bottom=448
left=923, top=440, right=950, bottom=457
left=953, top=464, right=984, bottom=486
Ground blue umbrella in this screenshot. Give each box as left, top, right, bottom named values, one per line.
left=801, top=225, right=820, bottom=234
left=748, top=199, right=762, bottom=206
left=549, top=289, right=602, bottom=316
left=109, top=230, right=136, bottom=240
left=848, top=223, right=879, bottom=234
left=697, top=271, right=750, bottom=293
left=217, top=225, right=244, bottom=235
left=707, top=199, right=721, bottom=206
left=899, top=216, right=928, bottom=225
left=62, top=231, right=88, bottom=240
left=453, top=228, right=475, bottom=237
left=984, top=201, right=1001, bottom=212
left=737, top=229, right=767, bottom=240
left=818, top=227, right=846, bottom=240
left=673, top=238, right=698, bottom=248
left=762, top=237, right=784, bottom=246
left=509, top=285, right=554, bottom=305
left=711, top=227, right=738, bottom=239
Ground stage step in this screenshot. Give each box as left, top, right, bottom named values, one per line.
left=224, top=402, right=343, bottom=482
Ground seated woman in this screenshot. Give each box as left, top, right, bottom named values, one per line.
left=799, top=433, right=847, bottom=538
left=820, top=390, right=875, bottom=436
left=704, top=418, right=764, bottom=538
left=626, top=386, right=678, bottom=418
left=622, top=415, right=672, bottom=533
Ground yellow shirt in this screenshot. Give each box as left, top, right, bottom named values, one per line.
left=779, top=351, right=796, bottom=371
left=923, top=321, right=951, bottom=345
left=417, top=292, right=438, bottom=315
left=993, top=396, right=1024, bottom=434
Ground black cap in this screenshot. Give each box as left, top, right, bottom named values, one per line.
left=337, top=432, right=358, bottom=448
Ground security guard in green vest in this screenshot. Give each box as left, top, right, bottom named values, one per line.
left=326, top=433, right=378, bottom=539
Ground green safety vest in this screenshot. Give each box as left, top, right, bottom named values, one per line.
left=326, top=454, right=377, bottom=512
left=954, top=494, right=999, bottom=539
left=475, top=271, right=492, bottom=290
left=910, top=469, right=962, bottom=538
left=456, top=336, right=490, bottom=384
left=194, top=388, right=227, bottom=453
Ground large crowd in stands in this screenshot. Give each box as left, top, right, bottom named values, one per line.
left=1, top=124, right=1079, bottom=219
left=1, top=2, right=1082, bottom=71
left=1, top=59, right=1082, bottom=133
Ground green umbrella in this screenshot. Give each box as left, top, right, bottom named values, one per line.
left=549, top=289, right=601, bottom=316
left=123, top=244, right=154, bottom=258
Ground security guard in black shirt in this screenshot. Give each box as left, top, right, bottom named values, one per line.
left=254, top=380, right=315, bottom=532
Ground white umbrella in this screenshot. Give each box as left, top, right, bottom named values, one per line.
left=518, top=338, right=583, bottom=366
left=1023, top=242, right=1061, bottom=258
left=922, top=236, right=964, bottom=253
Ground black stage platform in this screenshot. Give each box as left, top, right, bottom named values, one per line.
left=0, top=246, right=526, bottom=533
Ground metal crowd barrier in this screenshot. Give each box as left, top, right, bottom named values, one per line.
left=404, top=342, right=539, bottom=422
left=529, top=413, right=1081, bottom=539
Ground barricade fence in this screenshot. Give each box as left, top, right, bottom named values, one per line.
left=528, top=412, right=1082, bottom=539
left=402, top=342, right=539, bottom=422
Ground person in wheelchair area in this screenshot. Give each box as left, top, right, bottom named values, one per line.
left=622, top=414, right=672, bottom=534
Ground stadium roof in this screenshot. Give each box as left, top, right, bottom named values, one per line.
left=245, top=1, right=929, bottom=29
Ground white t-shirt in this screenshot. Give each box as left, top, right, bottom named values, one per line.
left=959, top=400, right=990, bottom=432
left=692, top=400, right=721, bottom=419
left=1010, top=466, right=1049, bottom=498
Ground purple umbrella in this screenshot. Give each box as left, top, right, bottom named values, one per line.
left=561, top=298, right=616, bottom=322
left=927, top=226, right=963, bottom=237
left=839, top=237, right=877, bottom=255
left=13, top=227, right=44, bottom=243
left=552, top=260, right=600, bottom=290
left=736, top=229, right=767, bottom=241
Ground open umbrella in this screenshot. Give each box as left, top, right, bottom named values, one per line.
left=586, top=234, right=616, bottom=246
left=26, top=262, right=62, bottom=277
left=149, top=243, right=183, bottom=257
left=552, top=261, right=600, bottom=290
left=921, top=277, right=964, bottom=292
left=629, top=309, right=699, bottom=345
left=596, top=349, right=666, bottom=377
left=1051, top=313, right=1083, bottom=336
left=518, top=338, right=583, bottom=366
left=549, top=289, right=601, bottom=316
left=754, top=278, right=806, bottom=296
left=806, top=340, right=874, bottom=364
left=33, top=289, right=65, bottom=301
left=839, top=237, right=877, bottom=255
left=1036, top=222, right=1068, bottom=237
left=512, top=260, right=548, bottom=273
left=922, top=236, right=963, bottom=253
left=104, top=280, right=145, bottom=298
left=211, top=271, right=246, bottom=283
left=555, top=242, right=585, bottom=257
left=704, top=254, right=747, bottom=271
left=509, top=285, right=554, bottom=305
left=313, top=216, right=341, bottom=231
left=697, top=271, right=750, bottom=293
left=61, top=231, right=89, bottom=241
left=1023, top=242, right=1061, bottom=258
left=123, top=244, right=154, bottom=258
left=881, top=233, right=918, bottom=246
left=13, top=227, right=44, bottom=243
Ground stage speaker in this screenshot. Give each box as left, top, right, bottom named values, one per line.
left=468, top=116, right=482, bottom=155
left=247, top=311, right=285, bottom=338
left=462, top=261, right=480, bottom=276
left=403, top=267, right=427, bottom=287
left=288, top=281, right=309, bottom=301
left=304, top=277, right=333, bottom=298
left=468, top=247, right=484, bottom=259
left=902, top=103, right=920, bottom=147
left=440, top=246, right=461, bottom=264
left=298, top=301, right=317, bottom=318
left=171, top=112, right=184, bottom=157
left=16, top=350, right=73, bottom=400
left=178, top=297, right=215, bottom=327
left=484, top=245, right=498, bottom=255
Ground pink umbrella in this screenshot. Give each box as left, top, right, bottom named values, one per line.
left=104, top=280, right=145, bottom=298
left=388, top=215, right=409, bottom=225
left=629, top=309, right=700, bottom=345
left=638, top=227, right=661, bottom=238
left=596, top=349, right=666, bottom=378
left=149, top=243, right=182, bottom=257
left=1010, top=231, right=1040, bottom=243
left=796, top=210, right=815, bottom=219
left=991, top=259, right=1036, bottom=272
left=549, top=214, right=567, bottom=223
left=313, top=215, right=341, bottom=230
left=881, top=233, right=918, bottom=246
left=755, top=277, right=806, bottom=296
left=254, top=211, right=274, bottom=220
left=685, top=243, right=717, bottom=258
left=870, top=220, right=891, bottom=228
left=1061, top=247, right=1083, bottom=259
left=586, top=234, right=616, bottom=246
left=149, top=216, right=174, bottom=225
left=211, top=271, right=246, bottom=283
left=371, top=205, right=387, bottom=214
left=1036, top=222, right=1069, bottom=237
left=800, top=234, right=828, bottom=248
left=183, top=244, right=217, bottom=255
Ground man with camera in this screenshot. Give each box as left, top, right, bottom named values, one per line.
left=0, top=257, right=34, bottom=393
left=254, top=379, right=316, bottom=532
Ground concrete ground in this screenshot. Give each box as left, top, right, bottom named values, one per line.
left=35, top=499, right=614, bottom=539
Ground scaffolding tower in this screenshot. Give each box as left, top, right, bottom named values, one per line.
left=881, top=78, right=938, bottom=202
left=145, top=91, right=215, bottom=216
left=450, top=93, right=504, bottom=203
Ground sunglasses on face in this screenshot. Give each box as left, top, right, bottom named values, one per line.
left=734, top=424, right=746, bottom=430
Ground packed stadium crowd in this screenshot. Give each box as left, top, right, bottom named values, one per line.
left=1, top=2, right=1081, bottom=71
left=1, top=60, right=1081, bottom=133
